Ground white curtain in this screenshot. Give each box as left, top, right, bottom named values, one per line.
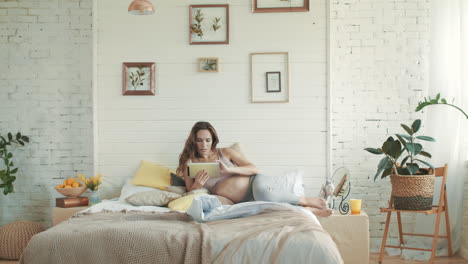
left=399, top=0, right=468, bottom=260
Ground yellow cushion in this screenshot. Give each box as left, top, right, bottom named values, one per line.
left=131, top=160, right=172, bottom=190
left=167, top=193, right=206, bottom=211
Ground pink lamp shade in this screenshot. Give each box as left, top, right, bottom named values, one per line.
left=128, top=0, right=154, bottom=15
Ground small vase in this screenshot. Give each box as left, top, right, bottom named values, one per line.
left=89, top=190, right=101, bottom=205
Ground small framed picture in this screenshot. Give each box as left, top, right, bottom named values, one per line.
left=266, top=72, right=281, bottom=92
left=251, top=52, right=289, bottom=103
left=190, top=5, right=229, bottom=45
left=122, top=62, right=155, bottom=95
left=198, top=57, right=219, bottom=72
left=252, top=0, right=309, bottom=13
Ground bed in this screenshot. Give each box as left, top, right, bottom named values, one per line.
left=20, top=199, right=343, bottom=264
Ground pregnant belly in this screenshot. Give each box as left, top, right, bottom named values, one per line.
left=213, top=176, right=250, bottom=203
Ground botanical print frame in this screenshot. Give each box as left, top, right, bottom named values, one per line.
left=122, top=62, right=155, bottom=95
left=190, top=5, right=229, bottom=45
left=198, top=57, right=219, bottom=72
left=266, top=72, right=281, bottom=92
left=252, top=0, right=309, bottom=13
left=251, top=52, right=289, bottom=103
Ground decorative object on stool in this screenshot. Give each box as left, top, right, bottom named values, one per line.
left=89, top=190, right=101, bottom=205
left=364, top=119, right=436, bottom=210
left=322, top=167, right=351, bottom=215
left=78, top=173, right=103, bottom=205
left=56, top=197, right=89, bottom=208
left=0, top=220, right=44, bottom=260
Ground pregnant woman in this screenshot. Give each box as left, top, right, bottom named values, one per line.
left=177, top=121, right=332, bottom=217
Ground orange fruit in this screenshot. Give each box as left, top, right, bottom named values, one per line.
left=64, top=185, right=72, bottom=188
left=71, top=182, right=79, bottom=188
left=56, top=184, right=64, bottom=188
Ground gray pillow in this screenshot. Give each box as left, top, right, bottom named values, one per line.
left=126, top=189, right=181, bottom=206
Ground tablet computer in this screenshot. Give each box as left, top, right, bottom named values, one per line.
left=188, top=162, right=220, bottom=178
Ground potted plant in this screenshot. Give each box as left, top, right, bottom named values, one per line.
left=364, top=119, right=436, bottom=210
left=0, top=132, right=30, bottom=195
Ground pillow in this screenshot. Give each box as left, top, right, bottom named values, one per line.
left=229, top=142, right=248, bottom=160
left=119, top=179, right=157, bottom=202
left=165, top=185, right=187, bottom=195
left=126, top=189, right=181, bottom=206
left=171, top=173, right=186, bottom=186
left=131, top=160, right=172, bottom=190
left=167, top=193, right=207, bottom=211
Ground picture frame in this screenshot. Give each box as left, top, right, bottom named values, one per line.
left=252, top=0, right=309, bottom=13
left=198, top=57, right=219, bottom=72
left=250, top=52, right=289, bottom=103
left=190, top=5, right=229, bottom=45
left=122, top=62, right=155, bottom=95
left=266, top=72, right=281, bottom=92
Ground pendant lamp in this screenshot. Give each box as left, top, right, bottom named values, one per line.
left=128, top=0, right=154, bottom=15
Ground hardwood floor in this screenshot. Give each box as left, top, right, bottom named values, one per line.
left=370, top=253, right=468, bottom=264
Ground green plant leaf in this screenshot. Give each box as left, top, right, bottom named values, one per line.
left=378, top=156, right=392, bottom=170
left=6, top=153, right=12, bottom=159
left=441, top=98, right=447, bottom=104
left=405, top=143, right=422, bottom=155
left=406, top=163, right=420, bottom=175
left=388, top=140, right=402, bottom=160
left=381, top=167, right=392, bottom=179
left=416, top=136, right=435, bottom=142
left=395, top=134, right=407, bottom=149
left=10, top=168, right=18, bottom=174
left=7, top=133, right=12, bottom=141
left=419, top=151, right=432, bottom=158
left=18, top=141, right=24, bottom=146
left=401, top=124, right=413, bottom=135
left=396, top=134, right=412, bottom=141
left=374, top=168, right=383, bottom=181
left=364, top=148, right=383, bottom=155
left=412, top=120, right=422, bottom=133
left=21, top=136, right=29, bottom=142
left=16, top=132, right=21, bottom=140
left=415, top=159, right=434, bottom=169
left=382, top=137, right=395, bottom=153
left=400, top=155, right=410, bottom=166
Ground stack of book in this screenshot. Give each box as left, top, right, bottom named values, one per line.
left=56, top=197, right=89, bottom=208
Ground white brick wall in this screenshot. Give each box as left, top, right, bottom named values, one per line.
left=330, top=0, right=430, bottom=250
left=0, top=0, right=93, bottom=227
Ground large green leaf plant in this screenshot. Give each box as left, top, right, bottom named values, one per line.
left=365, top=120, right=435, bottom=181
left=0, top=132, right=29, bottom=195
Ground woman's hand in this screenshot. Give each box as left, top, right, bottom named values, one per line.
left=218, top=159, right=233, bottom=176
left=194, top=169, right=209, bottom=188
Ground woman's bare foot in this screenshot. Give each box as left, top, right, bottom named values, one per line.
left=305, top=207, right=333, bottom=217
left=299, top=197, right=327, bottom=208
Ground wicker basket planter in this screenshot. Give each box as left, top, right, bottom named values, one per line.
left=390, top=172, right=435, bottom=210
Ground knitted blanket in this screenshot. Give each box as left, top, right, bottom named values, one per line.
left=20, top=206, right=341, bottom=264
left=20, top=211, right=210, bottom=264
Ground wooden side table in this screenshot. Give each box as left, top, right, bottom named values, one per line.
left=318, top=211, right=370, bottom=264
left=52, top=206, right=89, bottom=226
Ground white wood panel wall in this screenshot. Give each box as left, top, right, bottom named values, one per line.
left=96, top=0, right=328, bottom=198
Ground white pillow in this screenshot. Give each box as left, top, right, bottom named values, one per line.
left=268, top=169, right=305, bottom=197
left=118, top=179, right=158, bottom=202
left=126, top=189, right=181, bottom=206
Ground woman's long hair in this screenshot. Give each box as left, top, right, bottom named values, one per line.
left=177, top=121, right=219, bottom=175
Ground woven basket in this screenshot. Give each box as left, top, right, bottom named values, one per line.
left=0, top=220, right=44, bottom=260
left=390, top=172, right=435, bottom=210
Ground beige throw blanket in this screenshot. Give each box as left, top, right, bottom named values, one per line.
left=20, top=206, right=337, bottom=264
left=20, top=212, right=211, bottom=264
